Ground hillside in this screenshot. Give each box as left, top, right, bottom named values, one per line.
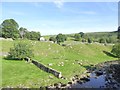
left=1, top=39, right=116, bottom=88
left=43, top=31, right=117, bottom=42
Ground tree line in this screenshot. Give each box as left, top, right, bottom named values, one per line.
left=0, top=19, right=41, bottom=40
left=0, top=19, right=119, bottom=45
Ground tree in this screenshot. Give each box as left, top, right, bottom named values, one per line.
left=19, top=27, right=28, bottom=39
left=56, top=33, right=67, bottom=44
left=49, top=37, right=56, bottom=43
left=81, top=39, right=86, bottom=42
left=99, top=38, right=106, bottom=43
left=74, top=33, right=81, bottom=41
left=117, top=26, right=120, bottom=42
left=117, top=26, right=120, bottom=39
left=106, top=37, right=116, bottom=43
left=88, top=38, right=92, bottom=43
left=8, top=42, right=34, bottom=60
left=0, top=25, right=2, bottom=37
left=111, top=43, right=120, bottom=59
left=25, top=31, right=41, bottom=40
left=1, top=19, right=19, bottom=39
left=79, top=32, right=84, bottom=38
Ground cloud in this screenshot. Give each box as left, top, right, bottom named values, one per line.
left=53, top=0, right=64, bottom=9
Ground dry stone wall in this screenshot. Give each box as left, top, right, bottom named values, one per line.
left=32, top=60, right=62, bottom=78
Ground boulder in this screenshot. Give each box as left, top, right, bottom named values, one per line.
left=80, top=77, right=90, bottom=82
left=95, top=71, right=103, bottom=76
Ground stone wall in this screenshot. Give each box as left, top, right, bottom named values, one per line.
left=32, top=60, right=62, bottom=78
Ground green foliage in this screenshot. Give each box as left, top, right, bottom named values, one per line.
left=81, top=39, right=87, bottom=42
left=111, top=43, right=120, bottom=59
left=88, top=38, right=92, bottom=43
left=118, top=26, right=120, bottom=39
left=106, top=37, right=116, bottom=43
left=79, top=32, right=84, bottom=38
left=74, top=33, right=81, bottom=41
left=1, top=19, right=19, bottom=39
left=84, top=32, right=117, bottom=43
left=1, top=19, right=41, bottom=41
left=49, top=37, right=56, bottom=43
left=99, top=38, right=106, bottom=43
left=2, top=40, right=116, bottom=87
left=25, top=31, right=41, bottom=40
left=56, top=33, right=67, bottom=44
left=8, top=42, right=34, bottom=60
left=19, top=27, right=28, bottom=39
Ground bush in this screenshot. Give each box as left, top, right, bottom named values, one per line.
left=88, top=38, right=92, bottom=43
left=56, top=33, right=67, bottom=44
left=111, top=43, right=120, bottom=59
left=8, top=42, right=34, bottom=60
left=49, top=37, right=56, bottom=43
left=74, top=34, right=81, bottom=41
left=99, top=38, right=106, bottom=43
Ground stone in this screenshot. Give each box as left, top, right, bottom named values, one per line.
left=95, top=71, right=103, bottom=76
left=54, top=83, right=58, bottom=87
left=48, top=63, right=53, bottom=66
left=68, top=82, right=72, bottom=84
left=49, top=75, right=53, bottom=79
left=61, top=83, right=67, bottom=87
left=80, top=77, right=90, bottom=82
left=77, top=81, right=82, bottom=84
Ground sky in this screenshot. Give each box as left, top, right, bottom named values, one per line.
left=1, top=1, right=118, bottom=35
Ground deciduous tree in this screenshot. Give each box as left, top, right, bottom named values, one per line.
left=111, top=43, right=120, bottom=59
left=8, top=42, right=34, bottom=60
left=1, top=19, right=19, bottom=39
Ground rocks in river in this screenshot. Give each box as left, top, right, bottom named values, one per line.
left=95, top=70, right=103, bottom=76
left=80, top=77, right=90, bottom=82
left=68, top=82, right=72, bottom=85
left=61, top=83, right=67, bottom=87
left=54, top=83, right=60, bottom=88
left=53, top=82, right=68, bottom=88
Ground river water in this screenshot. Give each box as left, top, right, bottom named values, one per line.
left=70, top=70, right=120, bottom=88
left=70, top=72, right=107, bottom=88
left=69, top=61, right=120, bottom=88
left=48, top=60, right=120, bottom=89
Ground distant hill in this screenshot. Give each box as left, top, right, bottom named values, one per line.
left=43, top=31, right=117, bottom=43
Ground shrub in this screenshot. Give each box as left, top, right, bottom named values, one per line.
left=49, top=37, right=56, bottom=43
left=99, top=38, right=106, bottom=43
left=74, top=34, right=81, bottom=41
left=111, top=43, right=120, bottom=59
left=8, top=42, right=34, bottom=60
left=88, top=38, right=92, bottom=43
left=56, top=33, right=67, bottom=44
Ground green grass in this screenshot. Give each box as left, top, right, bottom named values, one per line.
left=2, top=57, right=67, bottom=88
left=1, top=39, right=116, bottom=88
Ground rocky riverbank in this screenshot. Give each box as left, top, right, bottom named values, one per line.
left=45, top=60, right=120, bottom=88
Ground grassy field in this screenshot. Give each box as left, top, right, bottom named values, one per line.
left=1, top=39, right=116, bottom=88
left=2, top=57, right=68, bottom=88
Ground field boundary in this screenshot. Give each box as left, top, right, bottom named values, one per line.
left=31, top=59, right=62, bottom=78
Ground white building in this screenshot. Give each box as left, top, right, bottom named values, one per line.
left=40, top=37, right=45, bottom=41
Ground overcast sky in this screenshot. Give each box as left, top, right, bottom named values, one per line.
left=1, top=1, right=118, bottom=35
